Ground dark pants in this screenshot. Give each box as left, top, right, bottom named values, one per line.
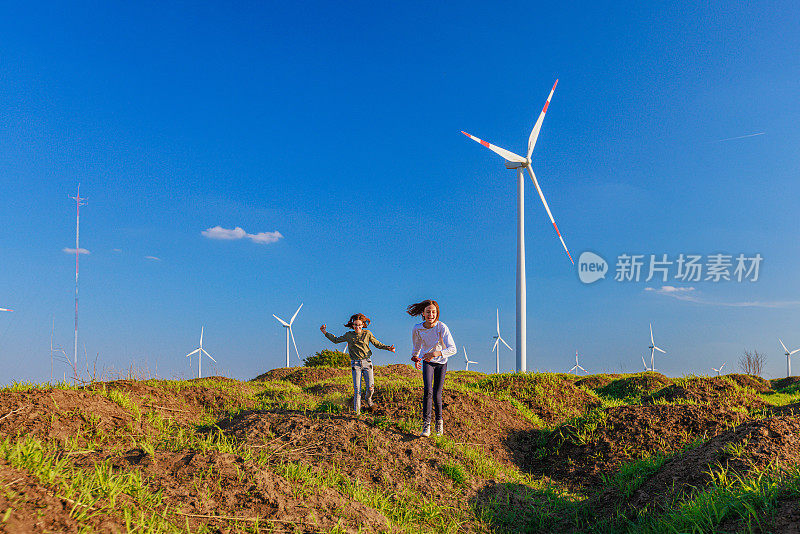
left=422, top=360, right=447, bottom=423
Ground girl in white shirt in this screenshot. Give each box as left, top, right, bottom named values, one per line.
left=407, top=299, right=456, bottom=437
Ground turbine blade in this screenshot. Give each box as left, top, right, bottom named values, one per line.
left=779, top=339, right=789, bottom=354
left=273, top=314, right=290, bottom=327
left=496, top=309, right=500, bottom=335
left=527, top=79, right=558, bottom=160
left=202, top=349, right=217, bottom=363
left=642, top=355, right=648, bottom=370
left=500, top=337, right=513, bottom=351
left=461, top=131, right=527, bottom=163
left=290, top=327, right=300, bottom=360
left=0, top=308, right=13, bottom=312
left=492, top=338, right=500, bottom=352
left=200, top=326, right=204, bottom=346
left=655, top=347, right=666, bottom=354
left=525, top=166, right=573, bottom=264
left=290, top=303, right=303, bottom=325
left=791, top=349, right=800, bottom=356
left=186, top=348, right=200, bottom=358
left=650, top=323, right=654, bottom=345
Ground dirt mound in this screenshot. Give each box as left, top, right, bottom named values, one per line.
left=304, top=382, right=352, bottom=397
left=471, top=374, right=600, bottom=426
left=724, top=373, right=772, bottom=393
left=442, top=370, right=486, bottom=385
left=626, top=415, right=800, bottom=511
left=771, top=376, right=800, bottom=391
left=0, top=388, right=140, bottom=444
left=367, top=384, right=537, bottom=464
left=67, top=445, right=388, bottom=533
left=218, top=411, right=485, bottom=517
left=574, top=374, right=621, bottom=391
left=518, top=404, right=748, bottom=488
left=644, top=376, right=768, bottom=409
left=373, top=364, right=419, bottom=380
left=253, top=367, right=352, bottom=386
left=596, top=373, right=672, bottom=399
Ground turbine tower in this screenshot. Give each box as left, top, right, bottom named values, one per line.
left=492, top=309, right=513, bottom=374
left=569, top=350, right=587, bottom=375
left=69, top=185, right=87, bottom=373
left=273, top=303, right=302, bottom=367
left=648, top=323, right=666, bottom=372
left=462, top=80, right=573, bottom=372
left=463, top=347, right=478, bottom=371
left=779, top=339, right=799, bottom=377
left=185, top=326, right=216, bottom=379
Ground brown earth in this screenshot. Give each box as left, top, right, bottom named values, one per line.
left=771, top=376, right=800, bottom=391
left=596, top=373, right=672, bottom=399
left=517, top=404, right=749, bottom=488
left=644, top=376, right=768, bottom=410
left=724, top=373, right=773, bottom=393
left=574, top=374, right=621, bottom=390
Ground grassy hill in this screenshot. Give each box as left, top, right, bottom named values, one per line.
left=0, top=366, right=799, bottom=532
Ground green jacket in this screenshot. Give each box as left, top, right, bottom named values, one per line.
left=324, top=330, right=391, bottom=361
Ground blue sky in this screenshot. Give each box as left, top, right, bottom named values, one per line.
left=1, top=1, right=799, bottom=384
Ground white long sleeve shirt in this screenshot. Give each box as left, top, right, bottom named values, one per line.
left=411, top=321, right=456, bottom=365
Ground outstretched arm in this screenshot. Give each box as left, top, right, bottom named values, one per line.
left=411, top=329, right=422, bottom=369
left=321, top=325, right=348, bottom=344
left=368, top=332, right=396, bottom=352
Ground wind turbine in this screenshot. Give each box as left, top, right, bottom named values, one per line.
left=492, top=309, right=513, bottom=374
left=273, top=303, right=302, bottom=367
left=711, top=362, right=726, bottom=376
left=648, top=323, right=666, bottom=372
left=463, top=346, right=478, bottom=371
left=569, top=350, right=588, bottom=375
left=779, top=339, right=800, bottom=377
left=462, top=80, right=573, bottom=373
left=641, top=355, right=652, bottom=372
left=185, top=326, right=216, bottom=379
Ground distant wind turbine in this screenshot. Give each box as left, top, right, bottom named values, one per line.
left=273, top=303, right=303, bottom=367
left=569, top=350, right=588, bottom=375
left=185, top=326, right=216, bottom=379
left=70, top=185, right=87, bottom=375
left=711, top=362, right=726, bottom=376
left=779, top=339, right=800, bottom=377
left=462, top=80, right=573, bottom=373
left=463, top=347, right=478, bottom=371
left=492, top=309, right=513, bottom=374
left=648, top=323, right=666, bottom=372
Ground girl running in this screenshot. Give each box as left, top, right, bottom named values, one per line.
left=320, top=313, right=395, bottom=415
left=407, top=299, right=456, bottom=437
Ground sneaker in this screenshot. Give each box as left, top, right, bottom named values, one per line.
left=421, top=422, right=431, bottom=437
left=435, top=420, right=443, bottom=436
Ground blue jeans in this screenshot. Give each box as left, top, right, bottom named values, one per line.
left=351, top=359, right=374, bottom=414
left=422, top=360, right=447, bottom=423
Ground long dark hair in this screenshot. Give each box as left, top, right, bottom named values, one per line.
left=406, top=299, right=439, bottom=322
left=345, top=313, right=370, bottom=328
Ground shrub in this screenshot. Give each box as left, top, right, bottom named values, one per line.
left=303, top=349, right=350, bottom=368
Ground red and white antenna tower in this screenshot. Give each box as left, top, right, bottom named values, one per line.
left=69, top=185, right=87, bottom=373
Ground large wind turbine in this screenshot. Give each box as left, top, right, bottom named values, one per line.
left=779, top=339, right=799, bottom=377
left=185, top=326, right=216, bottom=379
left=463, top=347, right=478, bottom=371
left=273, top=303, right=302, bottom=367
left=648, top=323, right=666, bottom=372
left=463, top=80, right=573, bottom=372
left=492, top=309, right=513, bottom=374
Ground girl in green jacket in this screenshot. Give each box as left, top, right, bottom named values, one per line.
left=320, top=313, right=395, bottom=415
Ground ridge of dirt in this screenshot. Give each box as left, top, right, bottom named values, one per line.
left=644, top=376, right=768, bottom=409
left=771, top=376, right=800, bottom=391
left=517, top=404, right=749, bottom=488
left=622, top=415, right=800, bottom=512
left=723, top=373, right=772, bottom=393
left=596, top=373, right=672, bottom=399
left=574, top=374, right=622, bottom=391
left=472, top=375, right=601, bottom=426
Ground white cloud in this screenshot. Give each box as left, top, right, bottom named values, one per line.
left=201, top=226, right=283, bottom=245
left=645, top=285, right=800, bottom=308
left=145, top=256, right=161, bottom=261
left=63, top=247, right=90, bottom=255
left=247, top=231, right=283, bottom=244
